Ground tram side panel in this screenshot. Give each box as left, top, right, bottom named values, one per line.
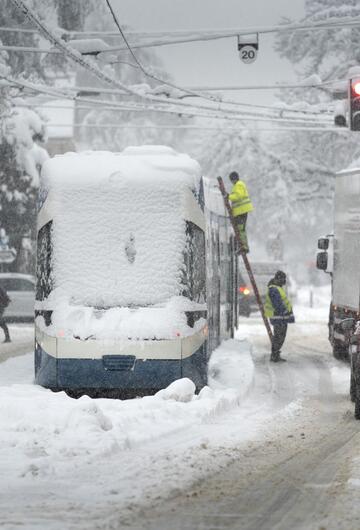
left=181, top=219, right=208, bottom=389
left=206, top=211, right=221, bottom=353
left=205, top=209, right=236, bottom=356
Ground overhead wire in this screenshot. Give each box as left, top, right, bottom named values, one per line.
left=0, top=44, right=58, bottom=53
left=7, top=0, right=338, bottom=130
left=2, top=15, right=360, bottom=43
left=0, top=42, right=342, bottom=107
left=103, top=0, right=222, bottom=104
left=63, top=81, right=335, bottom=116
left=11, top=0, right=280, bottom=123
left=4, top=0, right=344, bottom=121
left=178, top=80, right=341, bottom=91
left=86, top=17, right=360, bottom=51
left=0, top=4, right=343, bottom=123
left=9, top=0, right=221, bottom=115
left=15, top=99, right=333, bottom=126
left=44, top=123, right=349, bottom=133
left=7, top=75, right=333, bottom=126
left=6, top=74, right=334, bottom=127
left=2, top=72, right=335, bottom=121
left=19, top=81, right=332, bottom=116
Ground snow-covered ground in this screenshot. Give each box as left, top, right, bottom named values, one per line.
left=0, top=324, right=34, bottom=364
left=0, top=334, right=257, bottom=529
left=0, top=284, right=353, bottom=529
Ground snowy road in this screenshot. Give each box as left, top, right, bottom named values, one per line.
left=1, top=292, right=359, bottom=530
left=0, top=324, right=34, bottom=365
left=133, top=317, right=359, bottom=530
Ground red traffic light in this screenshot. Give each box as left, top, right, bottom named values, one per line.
left=352, top=81, right=360, bottom=96
left=350, top=78, right=360, bottom=130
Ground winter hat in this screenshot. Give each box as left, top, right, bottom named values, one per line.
left=274, top=270, right=286, bottom=283
left=229, top=171, right=239, bottom=182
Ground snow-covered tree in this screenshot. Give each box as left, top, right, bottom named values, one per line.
left=0, top=98, right=48, bottom=269
left=271, top=0, right=360, bottom=277
left=277, top=0, right=360, bottom=80
left=0, top=0, right=97, bottom=271
left=0, top=1, right=51, bottom=271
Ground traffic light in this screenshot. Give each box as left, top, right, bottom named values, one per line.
left=349, top=78, right=360, bottom=131
left=334, top=100, right=347, bottom=127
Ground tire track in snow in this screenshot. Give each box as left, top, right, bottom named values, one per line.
left=130, top=397, right=358, bottom=530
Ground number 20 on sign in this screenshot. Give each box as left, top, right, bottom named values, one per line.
left=237, top=34, right=259, bottom=64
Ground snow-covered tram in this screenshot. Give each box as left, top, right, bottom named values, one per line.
left=34, top=146, right=237, bottom=396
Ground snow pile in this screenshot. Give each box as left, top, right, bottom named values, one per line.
left=0, top=339, right=253, bottom=482
left=37, top=296, right=206, bottom=340
left=38, top=147, right=201, bottom=338
left=208, top=338, right=254, bottom=393
left=156, top=377, right=196, bottom=402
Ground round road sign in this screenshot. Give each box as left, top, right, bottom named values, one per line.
left=239, top=45, right=258, bottom=64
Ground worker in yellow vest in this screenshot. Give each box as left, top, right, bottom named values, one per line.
left=264, top=270, right=295, bottom=362
left=228, top=171, right=253, bottom=253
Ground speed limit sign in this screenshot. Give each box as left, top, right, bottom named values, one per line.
left=238, top=34, right=259, bottom=64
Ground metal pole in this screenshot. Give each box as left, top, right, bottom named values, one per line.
left=217, top=176, right=273, bottom=343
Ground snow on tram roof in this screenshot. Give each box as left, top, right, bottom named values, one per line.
left=41, top=146, right=201, bottom=188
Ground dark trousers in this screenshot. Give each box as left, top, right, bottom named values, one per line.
left=235, top=213, right=248, bottom=227
left=271, top=323, right=287, bottom=355
left=0, top=310, right=10, bottom=341
left=234, top=213, right=249, bottom=251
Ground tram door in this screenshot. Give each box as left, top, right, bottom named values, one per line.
left=219, top=217, right=233, bottom=340
left=229, top=234, right=238, bottom=336
left=206, top=214, right=221, bottom=353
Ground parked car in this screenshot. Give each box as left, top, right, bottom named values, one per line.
left=0, top=273, right=35, bottom=321
left=238, top=261, right=296, bottom=317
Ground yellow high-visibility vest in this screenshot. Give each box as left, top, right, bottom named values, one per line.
left=264, top=284, right=292, bottom=318
left=229, top=180, right=254, bottom=217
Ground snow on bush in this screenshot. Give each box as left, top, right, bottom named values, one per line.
left=5, top=106, right=47, bottom=187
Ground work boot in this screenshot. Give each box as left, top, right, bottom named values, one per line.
left=277, top=356, right=287, bottom=362
left=3, top=337, right=11, bottom=343
left=270, top=352, right=280, bottom=362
